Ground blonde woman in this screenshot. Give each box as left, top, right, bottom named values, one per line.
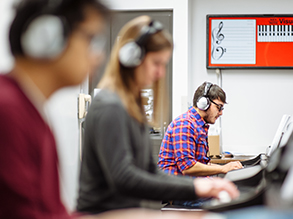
left=77, top=15, right=239, bottom=214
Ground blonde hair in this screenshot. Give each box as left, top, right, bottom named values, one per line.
left=98, top=15, right=173, bottom=124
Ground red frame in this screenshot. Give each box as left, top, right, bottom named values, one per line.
left=207, top=15, right=293, bottom=69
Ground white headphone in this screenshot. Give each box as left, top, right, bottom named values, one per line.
left=119, top=20, right=163, bottom=68
left=196, top=82, right=213, bottom=111
left=20, top=0, right=68, bottom=59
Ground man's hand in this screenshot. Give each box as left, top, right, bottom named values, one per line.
left=221, top=161, right=243, bottom=173
left=193, top=177, right=239, bottom=200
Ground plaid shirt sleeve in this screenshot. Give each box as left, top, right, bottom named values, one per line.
left=172, top=120, right=198, bottom=173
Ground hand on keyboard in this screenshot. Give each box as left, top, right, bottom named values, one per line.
left=193, top=177, right=239, bottom=200
left=221, top=161, right=243, bottom=173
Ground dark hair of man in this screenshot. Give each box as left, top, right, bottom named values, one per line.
left=192, top=82, right=227, bottom=107
left=9, top=0, right=110, bottom=57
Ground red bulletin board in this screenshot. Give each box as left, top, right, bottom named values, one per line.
left=206, top=15, right=293, bottom=69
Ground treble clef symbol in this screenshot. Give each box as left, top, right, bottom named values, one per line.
left=213, top=21, right=225, bottom=44
left=212, top=21, right=226, bottom=60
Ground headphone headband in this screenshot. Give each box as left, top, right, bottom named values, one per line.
left=203, top=82, right=213, bottom=98
left=136, top=20, right=163, bottom=46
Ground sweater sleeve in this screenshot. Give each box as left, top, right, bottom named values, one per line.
left=91, top=103, right=197, bottom=201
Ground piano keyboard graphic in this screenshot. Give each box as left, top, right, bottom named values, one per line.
left=258, top=25, right=293, bottom=42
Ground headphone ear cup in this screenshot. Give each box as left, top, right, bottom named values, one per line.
left=197, top=97, right=210, bottom=111
left=119, top=41, right=144, bottom=67
left=21, top=15, right=66, bottom=59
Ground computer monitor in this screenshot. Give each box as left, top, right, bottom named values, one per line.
left=267, top=114, right=291, bottom=157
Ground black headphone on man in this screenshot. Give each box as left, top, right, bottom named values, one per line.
left=119, top=20, right=164, bottom=68
left=20, top=0, right=69, bottom=59
left=196, top=82, right=213, bottom=111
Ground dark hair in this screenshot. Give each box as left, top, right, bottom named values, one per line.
left=193, top=81, right=227, bottom=107
left=9, top=0, right=110, bottom=57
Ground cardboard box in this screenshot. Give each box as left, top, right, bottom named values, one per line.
left=208, top=135, right=220, bottom=156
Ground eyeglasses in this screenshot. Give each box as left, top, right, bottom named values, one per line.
left=210, top=99, right=224, bottom=112
left=77, top=29, right=106, bottom=54
left=89, top=34, right=106, bottom=54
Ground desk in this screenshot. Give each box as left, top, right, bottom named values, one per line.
left=210, top=155, right=256, bottom=164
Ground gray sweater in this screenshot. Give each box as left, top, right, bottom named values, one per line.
left=77, top=89, right=196, bottom=214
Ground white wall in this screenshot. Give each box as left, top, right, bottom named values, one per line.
left=189, top=0, right=293, bottom=155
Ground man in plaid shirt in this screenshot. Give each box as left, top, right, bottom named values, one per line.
left=158, top=82, right=243, bottom=177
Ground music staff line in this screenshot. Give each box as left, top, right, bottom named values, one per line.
left=211, top=19, right=256, bottom=64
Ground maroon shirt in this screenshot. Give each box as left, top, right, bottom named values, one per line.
left=0, top=74, right=72, bottom=219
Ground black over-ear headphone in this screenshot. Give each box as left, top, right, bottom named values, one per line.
left=196, top=82, right=213, bottom=111
left=20, top=0, right=68, bottom=59
left=119, top=20, right=164, bottom=68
